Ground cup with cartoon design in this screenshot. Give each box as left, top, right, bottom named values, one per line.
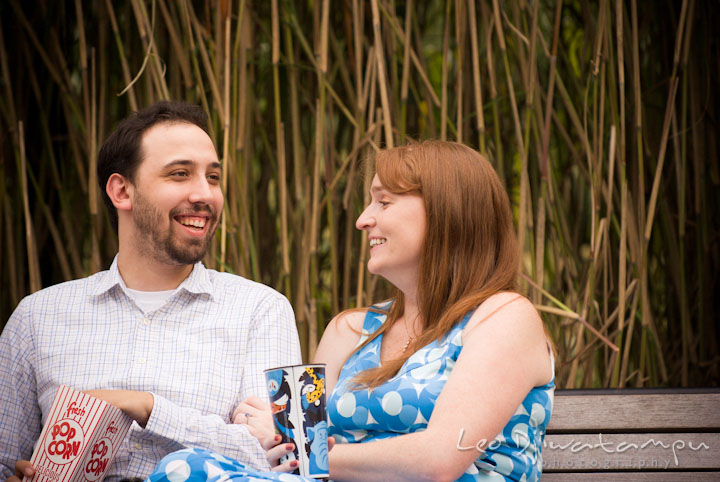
left=264, top=363, right=329, bottom=479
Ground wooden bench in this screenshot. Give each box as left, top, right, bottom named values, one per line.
left=542, top=388, right=720, bottom=481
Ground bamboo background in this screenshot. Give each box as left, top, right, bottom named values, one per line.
left=1, top=0, right=718, bottom=388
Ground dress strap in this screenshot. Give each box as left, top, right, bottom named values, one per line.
left=356, top=302, right=392, bottom=346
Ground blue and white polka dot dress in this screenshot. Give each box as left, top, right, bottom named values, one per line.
left=145, top=448, right=316, bottom=482
left=327, top=305, right=555, bottom=481
left=145, top=305, right=553, bottom=482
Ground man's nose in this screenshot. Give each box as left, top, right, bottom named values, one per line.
left=188, top=177, right=214, bottom=204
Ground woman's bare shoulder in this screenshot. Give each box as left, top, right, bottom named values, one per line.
left=466, top=291, right=544, bottom=335
left=314, top=309, right=368, bottom=366
left=327, top=309, right=367, bottom=336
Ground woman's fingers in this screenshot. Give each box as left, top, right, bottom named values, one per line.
left=271, top=459, right=299, bottom=473
left=242, top=395, right=269, bottom=410
left=233, top=398, right=273, bottom=425
left=232, top=411, right=249, bottom=425
left=266, top=442, right=296, bottom=469
left=232, top=402, right=257, bottom=424
left=257, top=433, right=282, bottom=451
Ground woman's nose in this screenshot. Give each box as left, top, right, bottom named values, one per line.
left=355, top=205, right=375, bottom=230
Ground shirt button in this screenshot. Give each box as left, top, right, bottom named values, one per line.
left=141, top=317, right=151, bottom=326
left=133, top=443, right=141, bottom=450
left=137, top=357, right=147, bottom=365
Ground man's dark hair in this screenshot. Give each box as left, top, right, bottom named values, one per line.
left=97, top=100, right=209, bottom=232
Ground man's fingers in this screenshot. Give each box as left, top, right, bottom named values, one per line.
left=10, top=460, right=34, bottom=482
left=15, top=460, right=34, bottom=478
left=328, top=435, right=336, bottom=452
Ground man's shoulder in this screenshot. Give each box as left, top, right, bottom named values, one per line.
left=203, top=268, right=289, bottom=304
left=17, top=270, right=110, bottom=310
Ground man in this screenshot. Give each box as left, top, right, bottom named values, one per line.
left=0, top=101, right=301, bottom=481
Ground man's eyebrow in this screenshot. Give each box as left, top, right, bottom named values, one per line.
left=162, top=159, right=223, bottom=170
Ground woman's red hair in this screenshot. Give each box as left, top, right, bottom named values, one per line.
left=352, top=140, right=519, bottom=388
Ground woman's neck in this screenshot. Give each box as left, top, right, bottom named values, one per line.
left=399, top=292, right=421, bottom=333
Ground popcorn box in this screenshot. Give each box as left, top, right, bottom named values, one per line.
left=24, top=386, right=133, bottom=482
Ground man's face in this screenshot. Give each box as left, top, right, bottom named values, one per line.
left=129, top=121, right=223, bottom=265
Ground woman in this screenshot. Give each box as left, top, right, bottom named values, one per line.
left=148, top=141, right=554, bottom=481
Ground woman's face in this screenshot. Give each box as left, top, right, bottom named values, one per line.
left=356, top=174, right=427, bottom=292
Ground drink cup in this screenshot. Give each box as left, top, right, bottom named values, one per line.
left=264, top=364, right=328, bottom=479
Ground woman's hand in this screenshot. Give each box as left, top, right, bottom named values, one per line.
left=264, top=437, right=336, bottom=473
left=251, top=430, right=337, bottom=474
left=234, top=396, right=336, bottom=472
left=232, top=396, right=278, bottom=450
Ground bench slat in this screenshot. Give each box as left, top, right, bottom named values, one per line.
left=542, top=472, right=720, bottom=481
left=542, top=432, right=720, bottom=472
left=548, top=393, right=720, bottom=431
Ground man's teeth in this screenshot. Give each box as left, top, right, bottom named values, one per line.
left=179, top=218, right=206, bottom=228
left=369, top=238, right=386, bottom=247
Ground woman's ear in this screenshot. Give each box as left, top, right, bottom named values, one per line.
left=106, top=173, right=133, bottom=212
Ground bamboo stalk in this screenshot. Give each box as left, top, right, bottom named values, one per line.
left=399, top=0, right=413, bottom=141
left=440, top=0, right=451, bottom=140
left=522, top=273, right=618, bottom=352
left=466, top=0, right=486, bottom=154
left=18, top=122, right=41, bottom=294
left=186, top=2, right=225, bottom=120
left=220, top=13, right=231, bottom=271
left=377, top=2, right=441, bottom=108
left=370, top=0, right=394, bottom=148
left=89, top=47, right=101, bottom=274
left=104, top=0, right=138, bottom=110
left=271, top=1, right=289, bottom=278
left=3, top=197, right=20, bottom=305
left=158, top=0, right=193, bottom=89
left=455, top=0, right=465, bottom=143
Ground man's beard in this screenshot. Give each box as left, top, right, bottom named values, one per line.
left=132, top=190, right=218, bottom=265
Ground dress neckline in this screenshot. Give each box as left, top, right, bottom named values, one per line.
left=366, top=308, right=474, bottom=380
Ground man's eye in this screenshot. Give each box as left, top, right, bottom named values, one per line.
left=170, top=171, right=188, bottom=177
left=208, top=173, right=221, bottom=182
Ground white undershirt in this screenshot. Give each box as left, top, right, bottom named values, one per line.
left=125, top=287, right=177, bottom=313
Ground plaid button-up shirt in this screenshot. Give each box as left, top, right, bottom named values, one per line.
left=0, top=257, right=301, bottom=481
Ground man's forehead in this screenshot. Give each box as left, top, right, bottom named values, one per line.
left=141, top=120, right=208, bottom=140
left=137, top=122, right=218, bottom=163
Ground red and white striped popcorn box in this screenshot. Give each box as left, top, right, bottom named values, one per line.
left=23, top=385, right=133, bottom=482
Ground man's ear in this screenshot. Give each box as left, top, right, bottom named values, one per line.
left=106, top=173, right=133, bottom=212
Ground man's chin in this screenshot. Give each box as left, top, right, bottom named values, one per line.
left=166, top=242, right=211, bottom=265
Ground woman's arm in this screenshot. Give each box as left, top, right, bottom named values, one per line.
left=326, top=293, right=553, bottom=482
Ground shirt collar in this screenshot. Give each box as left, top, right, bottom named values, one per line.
left=91, top=255, right=215, bottom=300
